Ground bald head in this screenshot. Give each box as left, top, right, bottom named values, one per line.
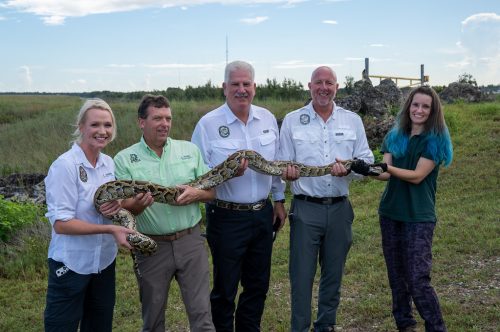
left=308, top=66, right=339, bottom=111
left=310, top=66, right=337, bottom=83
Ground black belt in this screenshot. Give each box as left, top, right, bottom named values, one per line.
left=143, top=222, right=199, bottom=242
left=214, top=199, right=267, bottom=211
left=294, top=194, right=346, bottom=205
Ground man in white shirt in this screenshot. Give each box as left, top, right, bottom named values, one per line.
left=192, top=60, right=286, bottom=331
left=279, top=66, right=374, bottom=332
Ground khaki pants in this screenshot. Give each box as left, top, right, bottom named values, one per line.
left=134, top=224, right=215, bottom=332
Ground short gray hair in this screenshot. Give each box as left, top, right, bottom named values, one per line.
left=71, top=98, right=117, bottom=144
left=224, top=60, right=255, bottom=83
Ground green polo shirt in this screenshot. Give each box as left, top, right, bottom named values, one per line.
left=378, top=134, right=440, bottom=223
left=114, top=137, right=209, bottom=234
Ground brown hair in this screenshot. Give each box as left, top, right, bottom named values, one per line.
left=137, top=94, right=171, bottom=119
left=398, top=86, right=446, bottom=135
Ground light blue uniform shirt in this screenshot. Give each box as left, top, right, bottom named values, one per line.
left=278, top=102, right=374, bottom=197
left=191, top=103, right=285, bottom=203
left=45, top=143, right=117, bottom=274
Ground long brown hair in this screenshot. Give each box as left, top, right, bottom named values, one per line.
left=398, top=86, right=446, bottom=135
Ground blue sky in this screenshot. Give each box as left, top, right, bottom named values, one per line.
left=0, top=0, right=499, bottom=92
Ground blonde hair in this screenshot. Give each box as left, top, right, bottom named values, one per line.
left=71, top=98, right=117, bottom=144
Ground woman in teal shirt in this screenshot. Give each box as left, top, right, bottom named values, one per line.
left=373, top=86, right=453, bottom=332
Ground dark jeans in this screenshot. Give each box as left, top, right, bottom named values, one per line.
left=379, top=216, right=447, bottom=332
left=206, top=201, right=273, bottom=332
left=44, top=258, right=116, bottom=332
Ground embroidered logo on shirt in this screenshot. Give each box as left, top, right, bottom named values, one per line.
left=335, top=132, right=344, bottom=136
left=219, top=126, right=230, bottom=138
left=79, top=165, right=88, bottom=182
left=300, top=114, right=310, bottom=125
left=130, top=154, right=141, bottom=163
left=181, top=154, right=192, bottom=160
left=263, top=129, right=269, bottom=133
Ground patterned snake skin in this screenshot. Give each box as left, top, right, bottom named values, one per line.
left=94, top=150, right=383, bottom=254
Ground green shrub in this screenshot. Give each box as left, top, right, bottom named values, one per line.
left=0, top=197, right=45, bottom=241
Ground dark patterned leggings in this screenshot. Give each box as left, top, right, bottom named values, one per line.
left=379, top=216, right=447, bottom=332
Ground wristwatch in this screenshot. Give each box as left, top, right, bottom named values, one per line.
left=274, top=199, right=286, bottom=204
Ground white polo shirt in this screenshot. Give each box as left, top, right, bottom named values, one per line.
left=192, top=103, right=285, bottom=203
left=278, top=102, right=374, bottom=197
left=45, top=143, right=117, bottom=274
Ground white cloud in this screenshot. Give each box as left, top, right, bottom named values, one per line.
left=445, top=58, right=471, bottom=69
left=1, top=0, right=292, bottom=25
left=20, top=65, right=33, bottom=87
left=323, top=20, right=338, bottom=25
left=0, top=16, right=6, bottom=21
left=461, top=12, right=500, bottom=28
left=280, top=0, right=307, bottom=9
left=240, top=16, right=269, bottom=25
left=369, top=43, right=384, bottom=47
left=42, top=15, right=65, bottom=25
left=458, top=12, right=500, bottom=79
left=108, top=64, right=137, bottom=68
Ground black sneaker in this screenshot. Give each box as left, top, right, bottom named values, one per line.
left=398, top=324, right=417, bottom=332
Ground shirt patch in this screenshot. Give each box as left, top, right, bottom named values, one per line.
left=300, top=114, right=310, bottom=125
left=263, top=129, right=269, bottom=133
left=79, top=165, right=88, bottom=182
left=219, top=125, right=230, bottom=138
left=130, top=154, right=141, bottom=163
left=335, top=132, right=344, bottom=136
left=180, top=154, right=192, bottom=160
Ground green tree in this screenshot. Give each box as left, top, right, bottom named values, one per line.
left=345, top=75, right=355, bottom=94
left=458, top=73, right=477, bottom=86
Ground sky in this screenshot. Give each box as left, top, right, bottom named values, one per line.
left=0, top=0, right=499, bottom=93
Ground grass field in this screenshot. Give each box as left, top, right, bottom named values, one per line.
left=0, top=96, right=498, bottom=331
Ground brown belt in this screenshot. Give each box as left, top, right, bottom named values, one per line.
left=144, top=222, right=199, bottom=242
left=214, top=199, right=267, bottom=211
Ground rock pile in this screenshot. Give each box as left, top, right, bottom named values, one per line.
left=439, top=82, right=484, bottom=103
left=337, top=78, right=402, bottom=118
left=0, top=173, right=46, bottom=204
left=336, top=78, right=402, bottom=149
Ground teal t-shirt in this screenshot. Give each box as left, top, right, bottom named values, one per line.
left=114, top=137, right=209, bottom=234
left=378, top=134, right=440, bottom=223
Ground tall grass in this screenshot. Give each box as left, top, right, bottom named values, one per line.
left=0, top=96, right=498, bottom=331
left=0, top=96, right=303, bottom=175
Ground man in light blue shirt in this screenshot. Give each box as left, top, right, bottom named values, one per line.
left=192, top=60, right=286, bottom=331
left=279, top=66, right=374, bottom=332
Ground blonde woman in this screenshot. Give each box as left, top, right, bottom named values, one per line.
left=44, top=99, right=134, bottom=332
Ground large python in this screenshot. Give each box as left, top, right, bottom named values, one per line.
left=94, top=150, right=383, bottom=255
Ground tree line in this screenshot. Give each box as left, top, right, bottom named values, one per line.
left=1, top=73, right=497, bottom=101
left=0, top=78, right=309, bottom=101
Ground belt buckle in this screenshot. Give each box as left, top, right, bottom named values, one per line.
left=325, top=198, right=333, bottom=205
left=252, top=202, right=263, bottom=211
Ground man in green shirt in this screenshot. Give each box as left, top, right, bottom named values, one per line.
left=114, top=94, right=215, bottom=332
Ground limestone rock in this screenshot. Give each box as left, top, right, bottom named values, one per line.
left=440, top=82, right=483, bottom=103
